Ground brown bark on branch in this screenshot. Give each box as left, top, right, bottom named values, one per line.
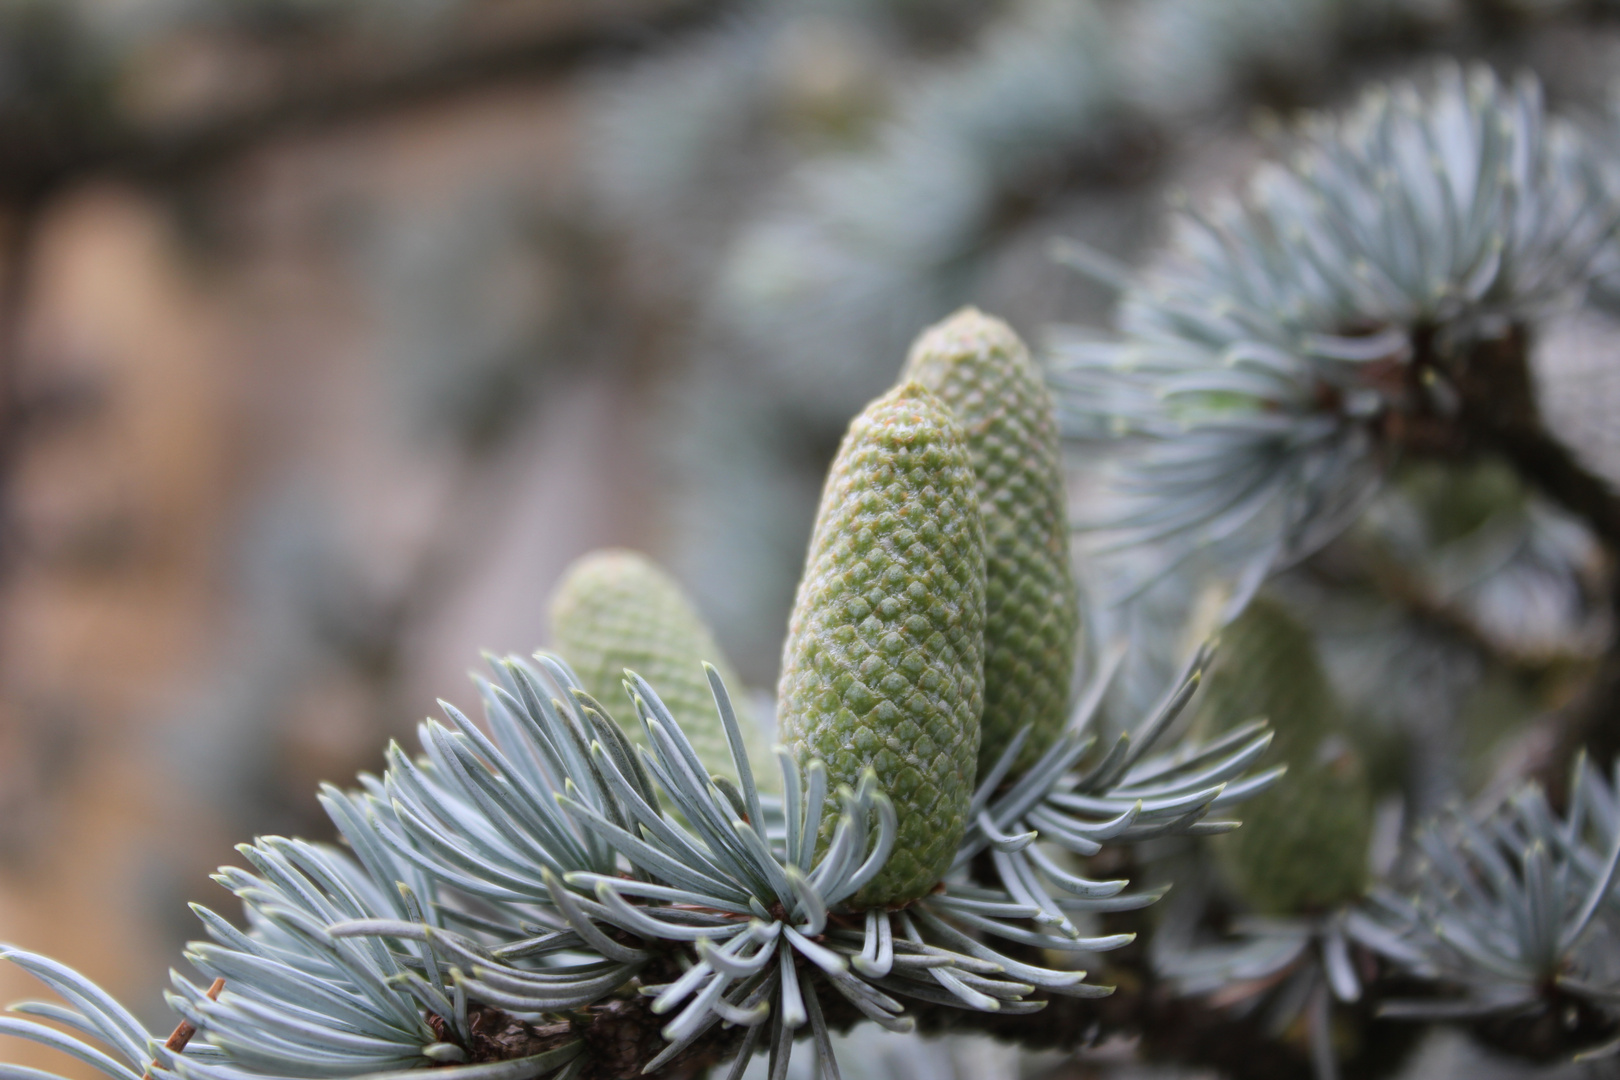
left=1393, top=325, right=1620, bottom=802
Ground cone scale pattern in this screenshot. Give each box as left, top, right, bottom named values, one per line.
left=903, top=308, right=1079, bottom=777
left=549, top=548, right=772, bottom=786
left=778, top=383, right=986, bottom=906
left=1200, top=598, right=1372, bottom=914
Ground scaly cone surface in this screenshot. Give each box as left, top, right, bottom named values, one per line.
left=902, top=307, right=1078, bottom=778
left=549, top=548, right=774, bottom=788
left=778, top=382, right=986, bottom=906
left=1198, top=597, right=1372, bottom=914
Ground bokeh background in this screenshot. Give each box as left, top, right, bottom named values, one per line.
left=1, top=2, right=1620, bottom=1078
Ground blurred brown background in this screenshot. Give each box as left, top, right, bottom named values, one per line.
left=0, top=0, right=732, bottom=1050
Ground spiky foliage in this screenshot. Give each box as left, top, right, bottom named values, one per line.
left=1197, top=598, right=1373, bottom=914
left=375, top=650, right=1271, bottom=1076
left=0, top=948, right=174, bottom=1080
left=901, top=308, right=1080, bottom=778
left=778, top=382, right=986, bottom=905
left=1154, top=906, right=1366, bottom=1004
left=0, top=784, right=591, bottom=1080
left=2, top=637, right=1281, bottom=1080
left=340, top=655, right=932, bottom=1077
left=1052, top=62, right=1620, bottom=578
left=170, top=834, right=500, bottom=1080
left=548, top=547, right=773, bottom=788
left=1348, top=756, right=1620, bottom=1055
left=938, top=646, right=1284, bottom=950
left=1151, top=903, right=1370, bottom=1080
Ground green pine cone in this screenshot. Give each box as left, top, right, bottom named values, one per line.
left=1200, top=598, right=1372, bottom=914
left=901, top=307, right=1079, bottom=778
left=778, top=382, right=986, bottom=906
left=548, top=548, right=773, bottom=789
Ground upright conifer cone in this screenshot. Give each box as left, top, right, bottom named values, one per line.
left=549, top=549, right=772, bottom=787
left=1198, top=598, right=1372, bottom=914
left=778, top=382, right=986, bottom=905
left=902, top=308, right=1078, bottom=777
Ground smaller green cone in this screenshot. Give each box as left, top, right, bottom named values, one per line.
left=548, top=548, right=773, bottom=788
left=1200, top=598, right=1372, bottom=915
left=778, top=382, right=986, bottom=906
left=902, top=307, right=1079, bottom=779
